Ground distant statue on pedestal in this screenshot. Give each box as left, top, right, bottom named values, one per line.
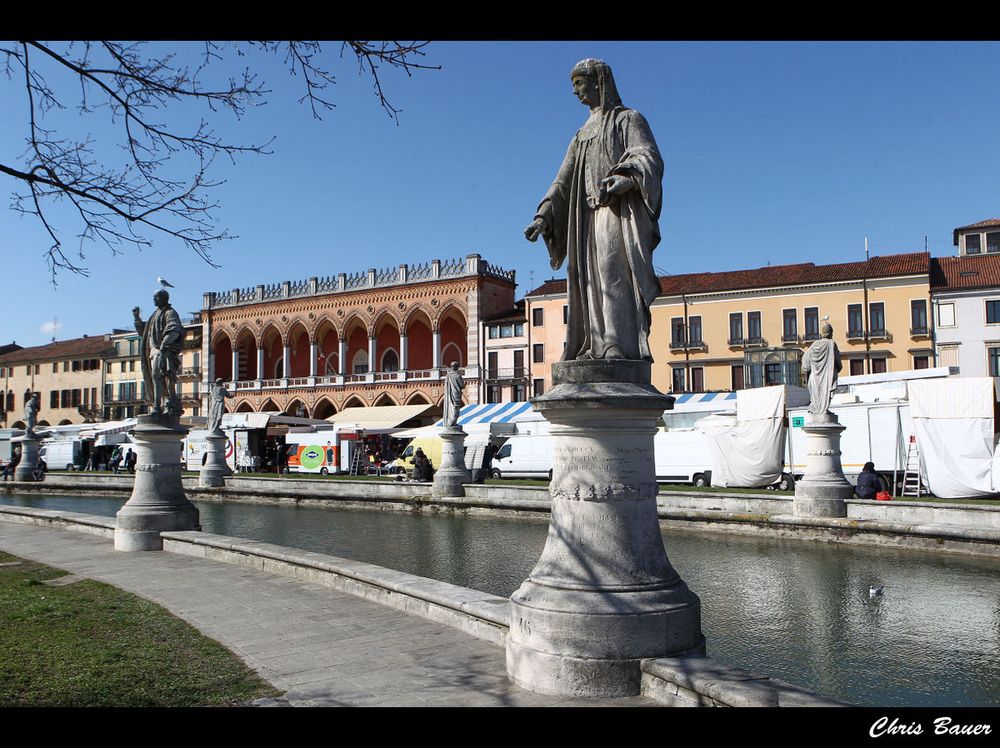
left=524, top=58, right=663, bottom=362
left=133, top=289, right=183, bottom=419
left=207, top=378, right=234, bottom=434
left=442, top=362, right=464, bottom=428
left=24, top=392, right=39, bottom=435
left=801, top=322, right=842, bottom=417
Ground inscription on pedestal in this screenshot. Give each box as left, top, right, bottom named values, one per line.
left=551, top=442, right=655, bottom=502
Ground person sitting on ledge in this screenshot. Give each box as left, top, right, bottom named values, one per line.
left=855, top=462, right=880, bottom=500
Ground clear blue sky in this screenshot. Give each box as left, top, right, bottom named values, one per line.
left=3, top=41, right=999, bottom=347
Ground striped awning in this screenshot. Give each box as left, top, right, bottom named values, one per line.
left=438, top=401, right=536, bottom=427
left=669, top=392, right=737, bottom=412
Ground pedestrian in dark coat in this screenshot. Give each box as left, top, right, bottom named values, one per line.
left=855, top=462, right=880, bottom=500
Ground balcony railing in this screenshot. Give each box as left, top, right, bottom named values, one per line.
left=178, top=367, right=200, bottom=379
left=744, top=336, right=766, bottom=347
left=781, top=333, right=799, bottom=344
left=727, top=337, right=744, bottom=347
left=847, top=328, right=866, bottom=341
left=869, top=328, right=889, bottom=340
left=910, top=326, right=930, bottom=337
left=803, top=331, right=820, bottom=342
left=225, top=367, right=476, bottom=391
left=485, top=367, right=528, bottom=381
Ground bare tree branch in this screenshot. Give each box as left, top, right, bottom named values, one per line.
left=1, top=40, right=439, bottom=283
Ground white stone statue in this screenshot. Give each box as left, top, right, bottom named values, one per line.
left=442, top=362, right=464, bottom=428
left=133, top=289, right=183, bottom=419
left=24, top=392, right=39, bottom=435
left=801, top=322, right=842, bottom=416
left=525, top=58, right=663, bottom=361
left=207, top=378, right=234, bottom=434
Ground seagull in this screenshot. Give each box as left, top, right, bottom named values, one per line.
left=869, top=585, right=884, bottom=598
left=157, top=276, right=175, bottom=289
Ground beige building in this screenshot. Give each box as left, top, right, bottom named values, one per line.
left=523, top=280, right=570, bottom=398
left=0, top=335, right=115, bottom=426
left=481, top=301, right=528, bottom=403
left=524, top=252, right=934, bottom=395
left=104, top=318, right=205, bottom=420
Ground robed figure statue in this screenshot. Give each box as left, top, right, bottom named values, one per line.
left=442, top=362, right=464, bottom=428
left=525, top=58, right=663, bottom=361
left=801, top=323, right=842, bottom=416
left=133, top=289, right=183, bottom=419
left=207, top=378, right=235, bottom=434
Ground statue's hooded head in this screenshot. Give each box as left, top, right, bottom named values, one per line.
left=570, top=58, right=622, bottom=111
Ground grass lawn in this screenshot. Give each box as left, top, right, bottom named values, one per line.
left=0, top=552, right=280, bottom=706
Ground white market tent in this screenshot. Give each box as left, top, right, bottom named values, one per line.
left=325, top=404, right=438, bottom=434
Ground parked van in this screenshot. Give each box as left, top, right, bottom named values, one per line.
left=490, top=433, right=553, bottom=480
left=391, top=436, right=443, bottom=477
left=285, top=433, right=339, bottom=475
left=38, top=439, right=82, bottom=471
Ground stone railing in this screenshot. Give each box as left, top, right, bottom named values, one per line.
left=222, top=367, right=474, bottom=392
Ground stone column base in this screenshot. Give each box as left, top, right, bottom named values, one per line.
left=199, top=431, right=228, bottom=488
left=115, top=415, right=200, bottom=551
left=506, top=359, right=704, bottom=698
left=433, top=426, right=471, bottom=497
left=13, top=437, right=41, bottom=481
left=793, top=414, right=853, bottom=518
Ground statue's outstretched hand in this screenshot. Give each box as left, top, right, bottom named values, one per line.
left=525, top=217, right=547, bottom=242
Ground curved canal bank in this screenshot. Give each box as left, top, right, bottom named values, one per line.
left=8, top=472, right=1000, bottom=559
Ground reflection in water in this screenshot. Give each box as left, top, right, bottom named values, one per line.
left=3, top=493, right=1000, bottom=707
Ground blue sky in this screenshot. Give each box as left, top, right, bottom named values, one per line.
left=2, top=41, right=999, bottom=347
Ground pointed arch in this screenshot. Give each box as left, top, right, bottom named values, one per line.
left=58, top=419, right=73, bottom=426
left=311, top=397, right=337, bottom=420
left=235, top=327, right=258, bottom=380
left=259, top=398, right=281, bottom=412
left=405, top=391, right=431, bottom=405
left=316, top=317, right=340, bottom=375
left=438, top=305, right=468, bottom=367
left=373, top=311, right=401, bottom=373
left=372, top=392, right=398, bottom=407
left=259, top=324, right=283, bottom=380
left=405, top=308, right=434, bottom=371
left=286, top=320, right=311, bottom=378
left=343, top=395, right=367, bottom=409
left=212, top=332, right=233, bottom=382
left=285, top=398, right=308, bottom=418
left=235, top=400, right=255, bottom=413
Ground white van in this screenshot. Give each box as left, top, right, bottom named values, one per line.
left=38, top=439, right=82, bottom=471
left=652, top=429, right=714, bottom=486
left=490, top=433, right=553, bottom=480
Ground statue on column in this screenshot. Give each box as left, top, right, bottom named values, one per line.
left=24, top=392, right=39, bottom=435
left=801, top=322, right=842, bottom=416
left=133, top=289, right=183, bottom=419
left=524, top=58, right=664, bottom=362
left=442, top=362, right=464, bottom=428
left=207, top=378, right=234, bottom=434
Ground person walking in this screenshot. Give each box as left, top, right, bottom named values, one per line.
left=124, top=448, right=137, bottom=474
left=110, top=446, right=123, bottom=475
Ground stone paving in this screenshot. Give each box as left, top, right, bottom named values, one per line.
left=0, top=522, right=654, bottom=707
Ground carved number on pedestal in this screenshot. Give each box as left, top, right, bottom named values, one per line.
left=518, top=616, right=531, bottom=637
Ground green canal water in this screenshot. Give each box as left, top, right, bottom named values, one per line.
left=3, top=492, right=1000, bottom=708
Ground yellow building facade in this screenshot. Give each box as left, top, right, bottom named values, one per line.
left=526, top=252, right=934, bottom=395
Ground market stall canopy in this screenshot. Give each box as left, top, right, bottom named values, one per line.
left=395, top=402, right=538, bottom=439
left=78, top=419, right=137, bottom=439
left=220, top=413, right=332, bottom=431
left=326, top=404, right=437, bottom=433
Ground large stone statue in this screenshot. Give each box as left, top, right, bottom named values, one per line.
left=24, top=392, right=39, bottom=435
left=801, top=322, right=842, bottom=416
left=207, top=378, right=234, bottom=434
left=525, top=58, right=663, bottom=361
left=133, top=289, right=183, bottom=419
left=442, top=362, right=464, bottom=427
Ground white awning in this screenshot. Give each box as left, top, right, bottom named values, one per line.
left=78, top=419, right=137, bottom=439
left=326, top=405, right=437, bottom=433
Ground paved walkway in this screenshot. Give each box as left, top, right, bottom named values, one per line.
left=0, top=522, right=653, bottom=707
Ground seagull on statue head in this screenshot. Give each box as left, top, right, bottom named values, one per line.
left=157, top=276, right=175, bottom=290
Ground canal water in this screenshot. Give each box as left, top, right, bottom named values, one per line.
left=3, top=492, right=1000, bottom=708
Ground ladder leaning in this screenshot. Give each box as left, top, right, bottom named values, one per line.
left=901, top=435, right=926, bottom=498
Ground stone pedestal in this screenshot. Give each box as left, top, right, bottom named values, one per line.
left=199, top=431, right=228, bottom=488
left=13, top=436, right=41, bottom=481
left=506, top=360, right=704, bottom=698
left=115, top=415, right=201, bottom=551
left=433, top=426, right=471, bottom=497
left=793, top=412, right=853, bottom=518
